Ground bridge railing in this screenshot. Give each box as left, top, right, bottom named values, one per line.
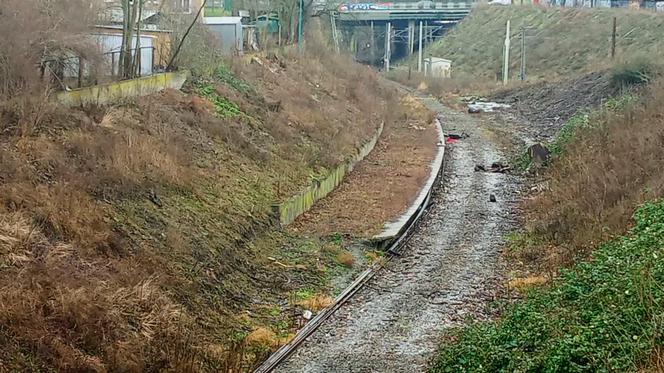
left=337, top=1, right=474, bottom=13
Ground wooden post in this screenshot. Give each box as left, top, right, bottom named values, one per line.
left=611, top=17, right=617, bottom=59
left=77, top=57, right=83, bottom=88
left=519, top=27, right=526, bottom=81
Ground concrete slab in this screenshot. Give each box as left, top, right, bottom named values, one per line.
left=373, top=106, right=445, bottom=244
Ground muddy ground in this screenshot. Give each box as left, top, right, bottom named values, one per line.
left=275, top=98, right=526, bottom=372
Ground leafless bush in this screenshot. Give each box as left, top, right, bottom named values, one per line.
left=159, top=12, right=224, bottom=76
left=524, top=79, right=664, bottom=270
left=0, top=0, right=100, bottom=98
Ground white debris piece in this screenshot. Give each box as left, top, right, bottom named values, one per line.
left=468, top=101, right=511, bottom=113
left=302, top=310, right=313, bottom=320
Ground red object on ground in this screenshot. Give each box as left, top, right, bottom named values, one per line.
left=446, top=137, right=458, bottom=144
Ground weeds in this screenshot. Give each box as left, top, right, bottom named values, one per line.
left=432, top=200, right=664, bottom=372
left=611, top=57, right=659, bottom=90
left=198, top=83, right=243, bottom=118
left=216, top=65, right=256, bottom=96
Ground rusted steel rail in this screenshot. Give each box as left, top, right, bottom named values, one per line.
left=254, top=118, right=445, bottom=373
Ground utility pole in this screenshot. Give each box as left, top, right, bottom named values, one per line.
left=418, top=20, right=423, bottom=72
left=298, top=0, right=304, bottom=53
left=519, top=26, right=526, bottom=81
left=502, top=20, right=511, bottom=85
left=611, top=16, right=617, bottom=59
left=330, top=12, right=340, bottom=53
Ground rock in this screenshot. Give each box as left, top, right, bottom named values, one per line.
left=528, top=143, right=551, bottom=166
left=147, top=189, right=163, bottom=207
left=489, top=194, right=497, bottom=203
left=468, top=106, right=481, bottom=114
left=490, top=162, right=510, bottom=173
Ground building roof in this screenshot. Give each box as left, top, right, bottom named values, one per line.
left=203, top=16, right=243, bottom=25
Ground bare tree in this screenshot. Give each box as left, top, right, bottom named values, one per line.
left=166, top=0, right=208, bottom=71
left=0, top=0, right=100, bottom=97
left=120, top=0, right=148, bottom=78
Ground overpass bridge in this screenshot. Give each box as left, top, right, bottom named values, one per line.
left=328, top=1, right=474, bottom=68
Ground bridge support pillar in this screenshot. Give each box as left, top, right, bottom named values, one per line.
left=408, top=20, right=415, bottom=55
left=385, top=22, right=391, bottom=71
left=418, top=21, right=423, bottom=72
left=370, top=21, right=375, bottom=65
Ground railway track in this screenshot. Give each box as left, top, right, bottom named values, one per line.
left=254, top=114, right=446, bottom=373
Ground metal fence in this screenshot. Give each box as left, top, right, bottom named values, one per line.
left=545, top=0, right=664, bottom=10
left=41, top=46, right=157, bottom=91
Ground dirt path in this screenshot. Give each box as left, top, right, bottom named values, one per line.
left=275, top=99, right=523, bottom=372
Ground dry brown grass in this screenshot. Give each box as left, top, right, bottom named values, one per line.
left=336, top=251, right=355, bottom=268
left=0, top=13, right=406, bottom=371
left=296, top=294, right=334, bottom=312
left=387, top=68, right=495, bottom=97
left=245, top=327, right=278, bottom=348
left=522, top=79, right=664, bottom=271
left=650, top=346, right=664, bottom=372
left=0, top=0, right=101, bottom=98
left=507, top=276, right=548, bottom=291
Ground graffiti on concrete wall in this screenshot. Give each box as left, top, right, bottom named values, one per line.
left=338, top=2, right=394, bottom=11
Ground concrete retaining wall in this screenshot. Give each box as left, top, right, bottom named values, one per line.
left=54, top=71, right=189, bottom=106
left=372, top=99, right=446, bottom=248
left=272, top=122, right=385, bottom=226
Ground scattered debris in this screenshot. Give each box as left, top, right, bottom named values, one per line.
left=468, top=101, right=511, bottom=114
left=474, top=162, right=510, bottom=173
left=460, top=95, right=484, bottom=103
left=408, top=123, right=427, bottom=131
left=445, top=133, right=468, bottom=144
left=527, top=143, right=551, bottom=166
left=147, top=189, right=163, bottom=207
left=446, top=133, right=468, bottom=140
left=531, top=181, right=551, bottom=193
left=489, top=194, right=497, bottom=203
left=490, top=162, right=511, bottom=173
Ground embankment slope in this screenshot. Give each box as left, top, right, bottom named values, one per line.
left=0, top=48, right=428, bottom=371
left=429, top=5, right=664, bottom=81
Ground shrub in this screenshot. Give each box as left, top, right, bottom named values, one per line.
left=432, top=200, right=664, bottom=373
left=0, top=0, right=100, bottom=98
left=611, top=57, right=659, bottom=90
left=336, top=251, right=355, bottom=267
